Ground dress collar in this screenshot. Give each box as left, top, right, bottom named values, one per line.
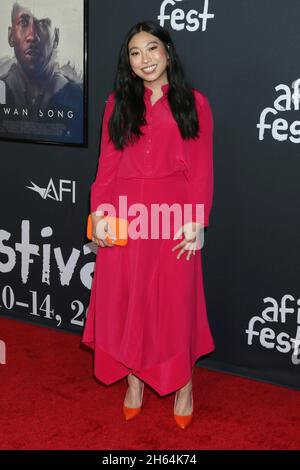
left=144, top=82, right=169, bottom=98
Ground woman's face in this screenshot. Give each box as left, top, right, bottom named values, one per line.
left=128, top=31, right=169, bottom=86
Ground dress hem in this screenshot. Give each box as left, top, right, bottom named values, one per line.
left=82, top=338, right=215, bottom=396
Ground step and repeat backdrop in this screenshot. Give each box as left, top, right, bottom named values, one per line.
left=0, top=0, right=299, bottom=390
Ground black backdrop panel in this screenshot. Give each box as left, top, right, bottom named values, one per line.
left=1, top=0, right=299, bottom=390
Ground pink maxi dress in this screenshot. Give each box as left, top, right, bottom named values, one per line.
left=82, top=83, right=215, bottom=396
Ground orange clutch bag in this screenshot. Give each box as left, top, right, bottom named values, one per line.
left=86, top=214, right=128, bottom=246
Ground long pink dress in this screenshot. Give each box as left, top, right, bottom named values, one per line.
left=82, top=83, right=215, bottom=396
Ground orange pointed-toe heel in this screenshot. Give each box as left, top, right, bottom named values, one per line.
left=174, top=390, right=193, bottom=429
left=123, top=382, right=144, bottom=421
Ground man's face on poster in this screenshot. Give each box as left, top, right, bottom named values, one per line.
left=8, top=4, right=59, bottom=75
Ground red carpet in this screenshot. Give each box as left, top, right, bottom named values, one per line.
left=0, top=315, right=299, bottom=450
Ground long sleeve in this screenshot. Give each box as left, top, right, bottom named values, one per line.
left=90, top=93, right=122, bottom=214
left=185, top=92, right=214, bottom=227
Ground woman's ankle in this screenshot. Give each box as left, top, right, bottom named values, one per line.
left=127, top=373, right=143, bottom=389
left=177, top=378, right=192, bottom=395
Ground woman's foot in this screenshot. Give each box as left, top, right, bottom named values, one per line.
left=174, top=378, right=193, bottom=429
left=123, top=373, right=144, bottom=420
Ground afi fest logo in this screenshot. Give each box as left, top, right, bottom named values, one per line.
left=0, top=340, right=6, bottom=365
left=158, top=0, right=215, bottom=32
left=26, top=178, right=76, bottom=202
left=246, top=295, right=300, bottom=365
left=257, top=79, right=300, bottom=143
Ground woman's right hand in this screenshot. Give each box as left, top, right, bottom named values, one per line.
left=91, top=212, right=116, bottom=248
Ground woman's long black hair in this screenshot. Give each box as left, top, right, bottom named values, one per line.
left=108, top=20, right=200, bottom=151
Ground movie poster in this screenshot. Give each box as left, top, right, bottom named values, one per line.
left=0, top=0, right=87, bottom=146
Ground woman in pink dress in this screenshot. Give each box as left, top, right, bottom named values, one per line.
left=82, top=20, right=215, bottom=429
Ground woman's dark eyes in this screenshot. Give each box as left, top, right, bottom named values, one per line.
left=131, top=46, right=157, bottom=56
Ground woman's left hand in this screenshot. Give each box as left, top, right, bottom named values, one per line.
left=171, top=222, right=203, bottom=260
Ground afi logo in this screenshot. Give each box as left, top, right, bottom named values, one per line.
left=158, top=0, right=215, bottom=32
left=26, top=178, right=76, bottom=202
